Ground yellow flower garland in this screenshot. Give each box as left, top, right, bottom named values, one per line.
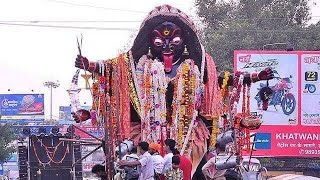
left=210, top=116, right=219, bottom=149
left=222, top=71, right=230, bottom=89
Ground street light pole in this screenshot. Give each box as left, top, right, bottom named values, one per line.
left=44, top=81, right=60, bottom=122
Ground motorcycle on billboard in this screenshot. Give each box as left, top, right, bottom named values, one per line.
left=255, top=70, right=296, bottom=116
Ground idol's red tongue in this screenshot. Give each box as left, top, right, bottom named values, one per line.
left=163, top=54, right=174, bottom=73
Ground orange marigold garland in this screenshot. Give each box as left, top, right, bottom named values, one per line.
left=171, top=59, right=201, bottom=156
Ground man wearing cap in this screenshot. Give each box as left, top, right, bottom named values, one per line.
left=149, top=143, right=164, bottom=179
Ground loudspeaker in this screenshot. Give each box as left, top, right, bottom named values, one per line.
left=18, top=145, right=28, bottom=180
left=74, top=143, right=83, bottom=180
left=29, top=136, right=73, bottom=180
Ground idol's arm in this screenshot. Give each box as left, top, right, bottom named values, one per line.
left=75, top=55, right=102, bottom=74
left=218, top=68, right=274, bottom=87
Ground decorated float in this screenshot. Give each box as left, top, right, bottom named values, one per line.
left=68, top=4, right=273, bottom=179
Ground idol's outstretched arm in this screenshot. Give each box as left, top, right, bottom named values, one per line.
left=75, top=55, right=102, bottom=74
left=218, top=68, right=274, bottom=87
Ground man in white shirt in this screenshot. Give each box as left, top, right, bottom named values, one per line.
left=149, top=143, right=164, bottom=179
left=162, top=139, right=177, bottom=174
left=119, top=141, right=155, bottom=180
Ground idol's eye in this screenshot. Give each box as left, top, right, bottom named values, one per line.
left=153, top=38, right=163, bottom=47
left=172, top=37, right=181, bottom=45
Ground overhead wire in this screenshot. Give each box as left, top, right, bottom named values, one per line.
left=0, top=22, right=315, bottom=33
left=1, top=15, right=320, bottom=23
left=0, top=22, right=137, bottom=31
left=45, top=0, right=148, bottom=14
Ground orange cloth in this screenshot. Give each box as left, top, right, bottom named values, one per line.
left=118, top=54, right=131, bottom=139
left=201, top=54, right=221, bottom=117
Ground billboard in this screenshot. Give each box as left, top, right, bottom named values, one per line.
left=234, top=51, right=320, bottom=157
left=74, top=125, right=104, bottom=140
left=0, top=94, right=44, bottom=120
left=81, top=146, right=105, bottom=172
left=301, top=53, right=320, bottom=126
left=74, top=126, right=104, bottom=172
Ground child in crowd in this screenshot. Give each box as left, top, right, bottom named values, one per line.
left=165, top=155, right=184, bottom=180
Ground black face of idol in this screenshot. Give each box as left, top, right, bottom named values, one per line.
left=151, top=22, right=184, bottom=73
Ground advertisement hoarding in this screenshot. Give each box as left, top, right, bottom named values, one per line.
left=301, top=53, right=320, bottom=126
left=74, top=126, right=104, bottom=172
left=74, top=125, right=104, bottom=140
left=81, top=146, right=105, bottom=172
left=234, top=51, right=320, bottom=157
left=0, top=94, right=44, bottom=121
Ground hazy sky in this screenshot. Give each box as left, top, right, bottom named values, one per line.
left=0, top=0, right=319, bottom=120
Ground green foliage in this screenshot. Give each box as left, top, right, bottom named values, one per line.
left=0, top=124, right=16, bottom=163
left=196, top=0, right=320, bottom=71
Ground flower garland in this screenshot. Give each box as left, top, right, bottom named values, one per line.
left=171, top=59, right=201, bottom=156
left=245, top=85, right=251, bottom=152
left=110, top=59, right=119, bottom=150
left=139, top=58, right=167, bottom=143
left=91, top=60, right=109, bottom=127
left=230, top=72, right=244, bottom=116
left=209, top=116, right=219, bottom=149
left=125, top=54, right=202, bottom=156
left=170, top=70, right=181, bottom=141
left=228, top=72, right=244, bottom=156
left=150, top=60, right=167, bottom=143
left=126, top=51, right=142, bottom=117
left=141, top=60, right=152, bottom=141
left=221, top=71, right=230, bottom=129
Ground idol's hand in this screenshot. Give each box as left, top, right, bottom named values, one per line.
left=75, top=55, right=89, bottom=70
left=258, top=68, right=274, bottom=81
left=251, top=68, right=274, bottom=83
left=75, top=54, right=98, bottom=73
left=71, top=109, right=91, bottom=123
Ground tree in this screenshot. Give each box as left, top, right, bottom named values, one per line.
left=195, top=0, right=320, bottom=71
left=0, top=124, right=16, bottom=163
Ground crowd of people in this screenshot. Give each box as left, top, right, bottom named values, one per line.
left=117, top=139, right=192, bottom=180
left=91, top=139, right=244, bottom=180
left=92, top=139, right=192, bottom=180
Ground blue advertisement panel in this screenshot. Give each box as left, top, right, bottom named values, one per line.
left=0, top=94, right=44, bottom=119
left=59, top=106, right=91, bottom=124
